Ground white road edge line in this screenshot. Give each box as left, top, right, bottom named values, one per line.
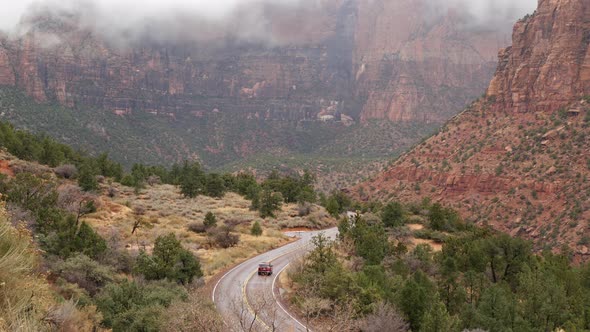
left=212, top=254, right=251, bottom=303
left=212, top=239, right=304, bottom=303
left=272, top=262, right=312, bottom=332
left=213, top=230, right=335, bottom=330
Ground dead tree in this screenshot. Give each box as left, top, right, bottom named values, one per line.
left=229, top=288, right=284, bottom=332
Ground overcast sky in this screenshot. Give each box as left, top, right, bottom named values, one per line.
left=0, top=0, right=298, bottom=30
left=443, top=0, right=537, bottom=24
left=0, top=0, right=538, bottom=41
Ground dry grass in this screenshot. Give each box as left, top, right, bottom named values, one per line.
left=85, top=183, right=335, bottom=278
left=0, top=203, right=55, bottom=331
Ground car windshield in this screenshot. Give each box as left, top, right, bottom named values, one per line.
left=259, top=263, right=270, bottom=268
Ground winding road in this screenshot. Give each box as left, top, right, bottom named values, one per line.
left=212, top=228, right=338, bottom=332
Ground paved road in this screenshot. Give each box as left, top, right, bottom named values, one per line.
left=213, top=228, right=338, bottom=332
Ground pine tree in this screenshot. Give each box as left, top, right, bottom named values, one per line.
left=205, top=173, right=226, bottom=198
left=78, top=164, right=99, bottom=192
left=258, top=190, right=283, bottom=218
left=203, top=212, right=217, bottom=228
left=179, top=162, right=204, bottom=198
left=419, top=300, right=456, bottom=332
left=326, top=197, right=340, bottom=217
left=251, top=221, right=263, bottom=236
left=135, top=233, right=202, bottom=285
left=382, top=201, right=405, bottom=228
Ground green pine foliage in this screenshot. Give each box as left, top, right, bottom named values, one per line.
left=78, top=163, right=99, bottom=192
left=257, top=189, right=283, bottom=218
left=323, top=190, right=352, bottom=217
left=179, top=161, right=205, bottom=198
left=291, top=199, right=590, bottom=331
left=251, top=220, right=263, bottom=236
left=95, top=280, right=187, bottom=331
left=203, top=212, right=217, bottom=228
left=382, top=201, right=405, bottom=228
left=135, top=233, right=203, bottom=285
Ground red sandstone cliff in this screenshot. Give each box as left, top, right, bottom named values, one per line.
left=0, top=0, right=504, bottom=126
left=353, top=0, right=504, bottom=123
left=355, top=0, right=590, bottom=259
left=488, top=0, right=590, bottom=113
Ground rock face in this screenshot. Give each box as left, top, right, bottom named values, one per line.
left=355, top=0, right=590, bottom=260
left=0, top=0, right=501, bottom=125
left=353, top=0, right=503, bottom=122
left=488, top=0, right=590, bottom=113
left=0, top=2, right=355, bottom=121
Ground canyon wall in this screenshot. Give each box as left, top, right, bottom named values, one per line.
left=488, top=0, right=590, bottom=113
left=355, top=0, right=590, bottom=258
left=0, top=0, right=504, bottom=125
left=353, top=0, right=504, bottom=122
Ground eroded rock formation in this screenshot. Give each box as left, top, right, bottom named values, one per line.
left=0, top=0, right=503, bottom=125
left=355, top=0, right=590, bottom=259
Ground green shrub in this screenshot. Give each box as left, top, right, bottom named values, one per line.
left=0, top=204, right=56, bottom=331
left=204, top=173, right=226, bottom=198
left=42, top=217, right=107, bottom=259
left=135, top=233, right=202, bottom=285
left=251, top=221, right=263, bottom=236
left=382, top=201, right=405, bottom=228
left=95, top=280, right=187, bottom=330
left=203, top=212, right=217, bottom=228
left=54, top=254, right=116, bottom=296
left=78, top=163, right=99, bottom=192
left=179, top=162, right=205, bottom=198
left=257, top=190, right=283, bottom=218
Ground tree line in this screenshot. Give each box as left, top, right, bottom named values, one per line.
left=291, top=200, right=590, bottom=332
left=0, top=120, right=318, bottom=219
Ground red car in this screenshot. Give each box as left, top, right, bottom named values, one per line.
left=258, top=262, right=273, bottom=276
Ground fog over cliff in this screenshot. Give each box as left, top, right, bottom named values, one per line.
left=0, top=0, right=537, bottom=44
left=439, top=0, right=538, bottom=27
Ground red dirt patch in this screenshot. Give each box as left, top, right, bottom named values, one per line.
left=0, top=160, right=14, bottom=177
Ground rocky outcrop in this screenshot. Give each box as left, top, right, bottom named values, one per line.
left=353, top=0, right=503, bottom=122
left=355, top=0, right=590, bottom=259
left=487, top=0, right=590, bottom=112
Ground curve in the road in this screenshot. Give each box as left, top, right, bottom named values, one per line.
left=271, top=262, right=308, bottom=330
left=212, top=228, right=338, bottom=332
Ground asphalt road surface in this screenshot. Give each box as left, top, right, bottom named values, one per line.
left=213, top=228, right=339, bottom=332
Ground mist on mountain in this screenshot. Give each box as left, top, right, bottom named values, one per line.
left=1, top=0, right=537, bottom=46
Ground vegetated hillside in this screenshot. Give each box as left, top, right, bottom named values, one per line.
left=0, top=122, right=335, bottom=330
left=0, top=86, right=437, bottom=191
left=285, top=200, right=590, bottom=331
left=0, top=0, right=505, bottom=174
left=85, top=183, right=335, bottom=277
left=354, top=0, right=590, bottom=259
left=218, top=120, right=440, bottom=192
left=0, top=202, right=98, bottom=331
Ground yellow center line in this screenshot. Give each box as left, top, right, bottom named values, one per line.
left=242, top=242, right=310, bottom=331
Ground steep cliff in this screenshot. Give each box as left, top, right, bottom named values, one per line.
left=0, top=0, right=506, bottom=172
left=353, top=0, right=503, bottom=123
left=355, top=0, right=590, bottom=259
left=488, top=0, right=590, bottom=113
left=0, top=3, right=356, bottom=123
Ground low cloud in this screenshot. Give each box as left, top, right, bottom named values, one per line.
left=1, top=0, right=313, bottom=45
left=430, top=0, right=538, bottom=28
left=0, top=0, right=538, bottom=45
